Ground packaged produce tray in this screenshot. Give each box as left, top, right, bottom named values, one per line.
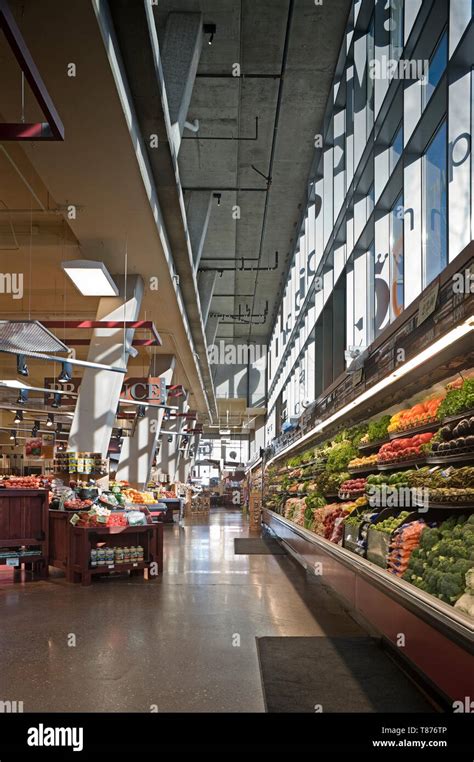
left=366, top=509, right=419, bottom=569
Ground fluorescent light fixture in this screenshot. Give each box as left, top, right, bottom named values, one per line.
left=1, top=348, right=126, bottom=375
left=61, top=260, right=119, bottom=297
left=267, top=317, right=474, bottom=467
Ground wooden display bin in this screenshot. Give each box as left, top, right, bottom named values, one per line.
left=249, top=491, right=262, bottom=532
left=0, top=489, right=49, bottom=577
left=49, top=510, right=163, bottom=585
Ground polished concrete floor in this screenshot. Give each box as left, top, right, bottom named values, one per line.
left=0, top=510, right=363, bottom=712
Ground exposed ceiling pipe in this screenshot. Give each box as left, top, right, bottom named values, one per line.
left=198, top=251, right=278, bottom=273
left=246, top=0, right=295, bottom=341
left=0, top=146, right=46, bottom=210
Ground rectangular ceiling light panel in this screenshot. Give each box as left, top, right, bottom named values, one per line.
left=61, top=260, right=119, bottom=297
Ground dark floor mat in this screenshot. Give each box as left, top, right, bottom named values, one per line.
left=234, top=537, right=287, bottom=555
left=257, top=636, right=435, bottom=713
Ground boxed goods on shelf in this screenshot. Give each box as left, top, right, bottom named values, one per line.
left=90, top=544, right=144, bottom=568
left=53, top=451, right=108, bottom=475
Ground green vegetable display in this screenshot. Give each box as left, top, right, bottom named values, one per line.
left=437, top=378, right=474, bottom=419
left=325, top=440, right=356, bottom=473
left=403, top=515, right=474, bottom=605
left=366, top=415, right=391, bottom=443
left=372, top=511, right=411, bottom=534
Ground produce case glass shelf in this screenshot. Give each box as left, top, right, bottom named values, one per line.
left=263, top=507, right=473, bottom=702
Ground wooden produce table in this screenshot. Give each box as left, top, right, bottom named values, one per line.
left=49, top=510, right=163, bottom=585
left=0, top=489, right=49, bottom=577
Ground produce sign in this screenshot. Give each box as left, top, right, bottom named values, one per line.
left=121, top=376, right=167, bottom=404
left=377, top=433, right=434, bottom=464
left=24, top=438, right=42, bottom=457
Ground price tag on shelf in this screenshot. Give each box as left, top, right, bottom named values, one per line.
left=6, top=557, right=19, bottom=567
left=107, top=564, right=114, bottom=569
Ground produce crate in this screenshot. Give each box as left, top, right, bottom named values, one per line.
left=366, top=509, right=419, bottom=569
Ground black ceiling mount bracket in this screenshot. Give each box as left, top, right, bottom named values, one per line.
left=203, top=23, right=216, bottom=45
left=209, top=300, right=269, bottom=325
left=198, top=251, right=278, bottom=274
left=251, top=163, right=271, bottom=187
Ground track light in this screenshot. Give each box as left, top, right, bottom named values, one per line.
left=203, top=23, right=216, bottom=45
left=46, top=413, right=54, bottom=427
left=9, top=430, right=15, bottom=440
left=213, top=192, right=222, bottom=206
left=14, top=410, right=23, bottom=424
left=17, top=389, right=28, bottom=404
left=58, top=361, right=72, bottom=384
left=56, top=422, right=63, bottom=434
left=137, top=405, right=146, bottom=419
left=51, top=393, right=61, bottom=409
left=31, top=420, right=40, bottom=437
left=16, top=354, right=29, bottom=377
left=167, top=436, right=173, bottom=443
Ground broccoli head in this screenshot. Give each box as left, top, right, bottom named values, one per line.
left=419, top=528, right=440, bottom=550
left=437, top=572, right=465, bottom=602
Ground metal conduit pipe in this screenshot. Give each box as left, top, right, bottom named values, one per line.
left=246, top=0, right=295, bottom=340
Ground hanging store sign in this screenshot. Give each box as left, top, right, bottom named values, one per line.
left=417, top=281, right=439, bottom=326
left=44, top=376, right=167, bottom=405
left=121, top=377, right=167, bottom=404
left=44, top=377, right=80, bottom=406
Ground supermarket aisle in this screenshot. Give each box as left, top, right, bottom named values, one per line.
left=0, top=510, right=363, bottom=712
